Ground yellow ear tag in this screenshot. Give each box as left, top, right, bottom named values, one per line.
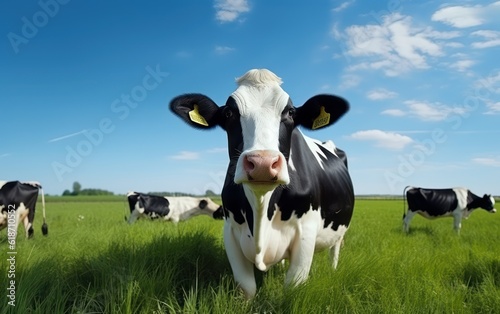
left=312, top=106, right=330, bottom=129
left=188, top=105, right=209, bottom=126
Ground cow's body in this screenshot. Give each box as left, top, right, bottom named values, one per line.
left=126, top=192, right=222, bottom=224
left=170, top=69, right=354, bottom=298
left=0, top=181, right=47, bottom=238
left=403, top=186, right=496, bottom=233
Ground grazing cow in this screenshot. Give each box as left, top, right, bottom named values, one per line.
left=170, top=69, right=354, bottom=298
left=0, top=180, right=48, bottom=238
left=126, top=191, right=223, bottom=224
left=403, top=186, right=496, bottom=233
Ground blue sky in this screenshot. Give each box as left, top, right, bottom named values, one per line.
left=1, top=0, right=499, bottom=196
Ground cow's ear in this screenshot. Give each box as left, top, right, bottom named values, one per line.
left=295, top=94, right=349, bottom=130
left=170, top=93, right=221, bottom=129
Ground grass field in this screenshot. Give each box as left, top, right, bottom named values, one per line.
left=1, top=197, right=499, bottom=313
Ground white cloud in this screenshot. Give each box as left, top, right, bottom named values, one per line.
left=170, top=151, right=200, bottom=160
left=348, top=129, right=413, bottom=150
left=474, top=70, right=500, bottom=94
left=484, top=101, right=500, bottom=114
left=449, top=59, right=475, bottom=72
left=472, top=157, right=500, bottom=167
left=338, top=74, right=360, bottom=89
left=404, top=100, right=468, bottom=121
left=383, top=100, right=470, bottom=121
left=381, top=109, right=406, bottom=117
left=333, top=0, right=354, bottom=12
left=367, top=88, right=398, bottom=100
left=215, top=45, right=235, bottom=54
left=214, top=0, right=250, bottom=23
left=431, top=2, right=500, bottom=28
left=471, top=30, right=500, bottom=49
left=337, top=13, right=450, bottom=76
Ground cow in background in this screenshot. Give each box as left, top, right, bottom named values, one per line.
left=170, top=68, right=354, bottom=298
left=403, top=186, right=496, bottom=233
left=126, top=191, right=223, bottom=224
left=0, top=180, right=48, bottom=238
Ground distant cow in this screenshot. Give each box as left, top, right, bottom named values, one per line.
left=170, top=68, right=354, bottom=298
left=0, top=181, right=48, bottom=238
left=403, top=186, right=496, bottom=233
left=126, top=192, right=223, bottom=224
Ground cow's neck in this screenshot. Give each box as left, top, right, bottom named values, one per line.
left=242, top=185, right=276, bottom=271
left=466, top=191, right=482, bottom=209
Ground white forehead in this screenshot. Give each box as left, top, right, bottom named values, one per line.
left=231, top=69, right=289, bottom=115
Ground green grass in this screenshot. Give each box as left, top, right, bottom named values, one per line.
left=1, top=198, right=499, bottom=313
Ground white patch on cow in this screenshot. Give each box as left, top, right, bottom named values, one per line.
left=490, top=196, right=497, bottom=213
left=0, top=181, right=7, bottom=190
left=173, top=197, right=220, bottom=222
left=232, top=69, right=291, bottom=184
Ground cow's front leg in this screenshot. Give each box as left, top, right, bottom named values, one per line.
left=453, top=213, right=462, bottom=234
left=224, top=224, right=256, bottom=299
left=403, top=211, right=416, bottom=233
left=285, top=229, right=316, bottom=287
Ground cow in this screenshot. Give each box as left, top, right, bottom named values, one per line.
left=0, top=180, right=48, bottom=239
left=170, top=68, right=354, bottom=298
left=403, top=186, right=496, bottom=233
left=126, top=191, right=223, bottom=224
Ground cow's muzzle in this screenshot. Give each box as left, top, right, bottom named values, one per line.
left=236, top=150, right=288, bottom=186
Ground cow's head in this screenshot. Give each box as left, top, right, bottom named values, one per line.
left=170, top=69, right=349, bottom=195
left=481, top=194, right=496, bottom=213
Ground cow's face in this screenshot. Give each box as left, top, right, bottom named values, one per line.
left=170, top=69, right=349, bottom=194
left=482, top=194, right=496, bottom=213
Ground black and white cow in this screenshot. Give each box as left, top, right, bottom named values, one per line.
left=126, top=191, right=223, bottom=224
left=170, top=69, right=354, bottom=298
left=0, top=180, right=48, bottom=238
left=403, top=186, right=496, bottom=233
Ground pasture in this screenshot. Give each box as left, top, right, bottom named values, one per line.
left=1, top=196, right=499, bottom=313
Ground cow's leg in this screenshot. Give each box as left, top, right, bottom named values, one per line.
left=329, top=237, right=344, bottom=269
left=403, top=210, right=416, bottom=233
left=285, top=227, right=316, bottom=287
left=224, top=224, right=256, bottom=299
left=127, top=210, right=141, bottom=224
left=22, top=212, right=34, bottom=238
left=453, top=213, right=462, bottom=234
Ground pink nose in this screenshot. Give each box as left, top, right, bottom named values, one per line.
left=242, top=151, right=283, bottom=182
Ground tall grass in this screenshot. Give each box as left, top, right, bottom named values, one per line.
left=1, top=198, right=499, bottom=313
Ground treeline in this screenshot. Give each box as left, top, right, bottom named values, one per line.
left=62, top=182, right=114, bottom=196
left=147, top=190, right=219, bottom=197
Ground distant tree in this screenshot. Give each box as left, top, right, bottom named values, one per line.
left=62, top=189, right=72, bottom=196
left=205, top=189, right=217, bottom=196
left=73, top=181, right=82, bottom=195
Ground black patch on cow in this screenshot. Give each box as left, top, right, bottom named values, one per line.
left=199, top=199, right=208, bottom=209
left=270, top=131, right=354, bottom=230
left=0, top=181, right=40, bottom=238
left=406, top=188, right=458, bottom=216
left=212, top=206, right=225, bottom=220
left=128, top=193, right=170, bottom=218
left=467, top=191, right=494, bottom=211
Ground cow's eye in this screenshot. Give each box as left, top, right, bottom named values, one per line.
left=288, top=108, right=295, bottom=117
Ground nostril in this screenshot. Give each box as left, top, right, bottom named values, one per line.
left=271, top=156, right=280, bottom=170
left=244, top=155, right=256, bottom=171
